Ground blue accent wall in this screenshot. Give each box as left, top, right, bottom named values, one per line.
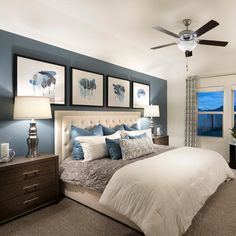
left=0, top=30, right=167, bottom=156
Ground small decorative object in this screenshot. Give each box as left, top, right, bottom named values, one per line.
left=107, top=76, right=130, bottom=108
left=15, top=54, right=66, bottom=104
left=0, top=142, right=15, bottom=163
left=156, top=125, right=163, bottom=136
left=230, top=127, right=236, bottom=143
left=71, top=67, right=104, bottom=106
left=132, top=82, right=150, bottom=108
left=13, top=96, right=52, bottom=158
left=144, top=104, right=160, bottom=135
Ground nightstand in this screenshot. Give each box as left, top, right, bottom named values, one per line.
left=152, top=135, right=169, bottom=146
left=229, top=144, right=236, bottom=169
left=0, top=154, right=59, bottom=223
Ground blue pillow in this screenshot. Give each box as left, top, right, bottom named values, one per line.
left=71, top=124, right=103, bottom=139
left=102, top=124, right=124, bottom=135
left=105, top=138, right=122, bottom=160
left=71, top=124, right=103, bottom=160
left=123, top=123, right=139, bottom=131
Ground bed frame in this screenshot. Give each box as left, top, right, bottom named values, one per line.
left=54, top=110, right=141, bottom=231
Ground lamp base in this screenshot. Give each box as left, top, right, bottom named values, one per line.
left=150, top=117, right=154, bottom=135
left=26, top=122, right=40, bottom=158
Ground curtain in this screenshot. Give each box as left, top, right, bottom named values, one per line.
left=185, top=76, right=197, bottom=147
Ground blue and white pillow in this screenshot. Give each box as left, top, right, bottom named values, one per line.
left=71, top=124, right=103, bottom=160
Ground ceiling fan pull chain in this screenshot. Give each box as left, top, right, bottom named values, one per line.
left=186, top=57, right=189, bottom=72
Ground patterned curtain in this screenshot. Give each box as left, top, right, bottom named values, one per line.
left=185, top=76, right=198, bottom=147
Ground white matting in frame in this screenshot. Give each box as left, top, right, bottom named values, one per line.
left=107, top=76, right=130, bottom=108
left=16, top=55, right=65, bottom=104
left=132, top=82, right=150, bottom=108
left=71, top=68, right=104, bottom=107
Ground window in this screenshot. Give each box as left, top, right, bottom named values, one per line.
left=197, top=91, right=224, bottom=137
left=234, top=90, right=236, bottom=127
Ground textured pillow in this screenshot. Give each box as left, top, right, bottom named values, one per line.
left=122, top=129, right=152, bottom=140
left=76, top=131, right=121, bottom=161
left=120, top=136, right=155, bottom=160
left=71, top=124, right=103, bottom=160
left=102, top=124, right=124, bottom=135
left=123, top=123, right=139, bottom=131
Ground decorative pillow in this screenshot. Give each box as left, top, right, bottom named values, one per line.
left=71, top=124, right=103, bottom=160
left=102, top=124, right=124, bottom=135
left=71, top=124, right=103, bottom=139
left=120, top=136, right=155, bottom=160
left=76, top=131, right=121, bottom=161
left=105, top=136, right=128, bottom=160
left=122, top=128, right=152, bottom=140
left=123, top=123, right=139, bottom=131
left=128, top=133, right=146, bottom=139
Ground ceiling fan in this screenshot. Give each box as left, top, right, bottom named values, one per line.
left=151, top=19, right=228, bottom=57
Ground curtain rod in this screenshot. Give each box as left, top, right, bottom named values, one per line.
left=198, top=72, right=236, bottom=79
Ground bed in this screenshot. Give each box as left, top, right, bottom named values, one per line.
left=55, top=110, right=235, bottom=235
left=55, top=110, right=144, bottom=230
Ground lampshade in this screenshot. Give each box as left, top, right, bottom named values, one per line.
left=177, top=39, right=197, bottom=52
left=144, top=105, right=160, bottom=117
left=14, top=96, right=52, bottom=120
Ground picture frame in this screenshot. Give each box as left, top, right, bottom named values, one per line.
left=71, top=67, right=104, bottom=107
left=132, top=82, right=150, bottom=108
left=107, top=76, right=130, bottom=108
left=15, top=54, right=66, bottom=105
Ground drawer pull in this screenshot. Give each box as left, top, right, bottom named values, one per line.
left=23, top=196, right=39, bottom=204
left=22, top=169, right=39, bottom=176
left=23, top=183, right=39, bottom=191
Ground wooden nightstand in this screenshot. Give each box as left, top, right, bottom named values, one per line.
left=229, top=144, right=236, bottom=169
left=0, top=154, right=59, bottom=223
left=152, top=135, right=169, bottom=146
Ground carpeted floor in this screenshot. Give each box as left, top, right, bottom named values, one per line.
left=1, top=179, right=236, bottom=236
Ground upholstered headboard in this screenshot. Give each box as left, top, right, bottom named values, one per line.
left=54, top=111, right=141, bottom=163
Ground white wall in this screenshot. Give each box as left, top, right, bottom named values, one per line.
left=168, top=71, right=236, bottom=161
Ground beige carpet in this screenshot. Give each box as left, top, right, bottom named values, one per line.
left=1, top=179, right=236, bottom=236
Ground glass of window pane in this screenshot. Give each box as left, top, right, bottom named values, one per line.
left=197, top=91, right=224, bottom=112
left=198, top=114, right=223, bottom=137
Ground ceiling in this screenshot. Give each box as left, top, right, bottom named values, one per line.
left=1, top=0, right=236, bottom=80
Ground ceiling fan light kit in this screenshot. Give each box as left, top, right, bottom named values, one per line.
left=151, top=19, right=228, bottom=59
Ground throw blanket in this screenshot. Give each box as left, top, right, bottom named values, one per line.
left=60, top=145, right=174, bottom=192
left=99, top=147, right=235, bottom=236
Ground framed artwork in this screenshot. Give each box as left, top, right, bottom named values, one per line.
left=15, top=54, right=66, bottom=104
left=132, top=82, right=150, bottom=108
left=71, top=67, right=104, bottom=107
left=107, top=76, right=130, bottom=108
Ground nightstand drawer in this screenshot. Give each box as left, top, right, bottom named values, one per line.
left=0, top=160, right=55, bottom=186
left=0, top=174, right=56, bottom=202
left=153, top=135, right=169, bottom=145
left=0, top=186, right=56, bottom=222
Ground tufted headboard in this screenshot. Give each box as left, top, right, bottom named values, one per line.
left=54, top=110, right=141, bottom=163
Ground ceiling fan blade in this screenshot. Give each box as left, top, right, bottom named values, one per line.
left=193, top=20, right=219, bottom=37
left=198, top=39, right=228, bottom=47
left=151, top=42, right=176, bottom=50
left=153, top=26, right=179, bottom=38
left=185, top=50, right=193, bottom=57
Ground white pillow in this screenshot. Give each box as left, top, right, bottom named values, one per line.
left=76, top=131, right=121, bottom=161
left=121, top=129, right=152, bottom=140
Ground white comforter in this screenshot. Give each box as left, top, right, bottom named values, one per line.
left=99, top=147, right=235, bottom=236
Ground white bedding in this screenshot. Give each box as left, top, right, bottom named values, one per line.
left=99, top=147, right=235, bottom=236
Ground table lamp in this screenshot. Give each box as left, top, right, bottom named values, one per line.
left=13, top=96, right=52, bottom=157
left=144, top=104, right=160, bottom=135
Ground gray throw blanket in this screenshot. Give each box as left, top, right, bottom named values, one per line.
left=60, top=144, right=174, bottom=193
